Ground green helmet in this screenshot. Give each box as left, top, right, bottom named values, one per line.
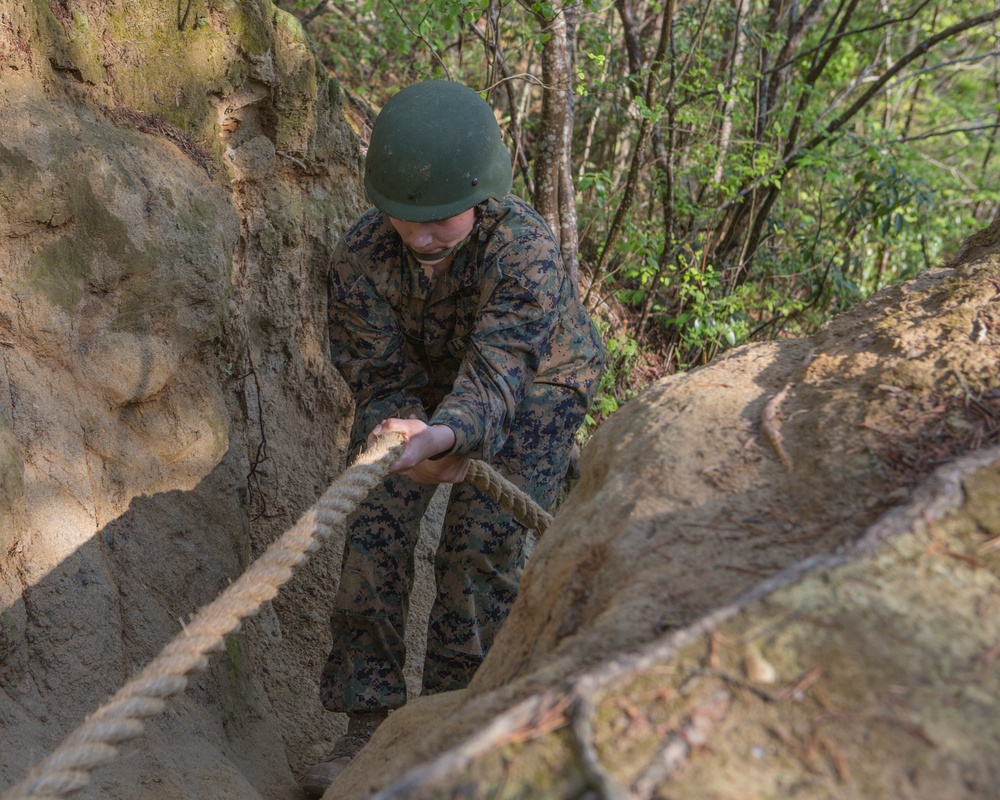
left=364, top=81, right=513, bottom=222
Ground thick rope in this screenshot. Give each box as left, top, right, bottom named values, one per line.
left=1, top=435, right=404, bottom=800
left=465, top=460, right=552, bottom=535
left=1, top=438, right=552, bottom=800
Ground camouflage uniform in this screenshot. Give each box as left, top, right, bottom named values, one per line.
left=321, top=194, right=604, bottom=713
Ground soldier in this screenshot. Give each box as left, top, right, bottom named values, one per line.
left=302, top=80, right=604, bottom=795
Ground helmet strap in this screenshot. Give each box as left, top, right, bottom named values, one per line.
left=406, top=242, right=461, bottom=264
left=405, top=230, right=475, bottom=264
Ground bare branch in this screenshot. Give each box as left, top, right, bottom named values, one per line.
left=768, top=0, right=934, bottom=76
left=800, top=8, right=1000, bottom=155
left=896, top=123, right=1000, bottom=144
left=886, top=49, right=1000, bottom=91
left=383, top=0, right=452, bottom=79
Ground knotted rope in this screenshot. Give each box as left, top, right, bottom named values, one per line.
left=2, top=437, right=551, bottom=800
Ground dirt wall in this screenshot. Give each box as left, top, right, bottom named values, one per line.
left=0, top=0, right=366, bottom=795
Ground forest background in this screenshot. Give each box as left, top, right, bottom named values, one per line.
left=278, top=0, right=1000, bottom=428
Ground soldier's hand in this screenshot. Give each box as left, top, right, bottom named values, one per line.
left=371, top=417, right=469, bottom=484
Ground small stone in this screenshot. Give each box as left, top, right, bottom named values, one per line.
left=745, top=647, right=778, bottom=684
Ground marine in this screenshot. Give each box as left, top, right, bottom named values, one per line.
left=302, top=79, right=604, bottom=795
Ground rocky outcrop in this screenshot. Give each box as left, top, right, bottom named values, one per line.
left=1, top=0, right=366, bottom=795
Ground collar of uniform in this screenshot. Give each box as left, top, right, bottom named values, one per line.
left=420, top=208, right=491, bottom=297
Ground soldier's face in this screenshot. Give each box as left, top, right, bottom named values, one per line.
left=388, top=210, right=477, bottom=264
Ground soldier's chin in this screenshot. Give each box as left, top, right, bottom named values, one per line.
left=407, top=243, right=460, bottom=264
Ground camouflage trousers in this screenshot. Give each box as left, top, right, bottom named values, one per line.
left=320, top=383, right=586, bottom=713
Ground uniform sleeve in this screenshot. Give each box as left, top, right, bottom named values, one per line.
left=428, top=236, right=564, bottom=459
left=327, top=244, right=428, bottom=449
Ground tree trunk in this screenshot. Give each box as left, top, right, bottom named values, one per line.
left=713, top=0, right=750, bottom=184
left=533, top=5, right=579, bottom=284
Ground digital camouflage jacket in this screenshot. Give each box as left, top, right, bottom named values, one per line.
left=327, top=195, right=605, bottom=460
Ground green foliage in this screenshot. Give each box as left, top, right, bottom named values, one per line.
left=666, top=260, right=752, bottom=365
left=284, top=0, right=1000, bottom=400
left=280, top=0, right=529, bottom=104
left=578, top=319, right=640, bottom=440
left=583, top=0, right=996, bottom=368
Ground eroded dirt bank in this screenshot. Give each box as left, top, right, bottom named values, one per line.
left=1, top=0, right=365, bottom=795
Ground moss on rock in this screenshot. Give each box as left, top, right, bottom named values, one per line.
left=0, top=421, right=24, bottom=557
